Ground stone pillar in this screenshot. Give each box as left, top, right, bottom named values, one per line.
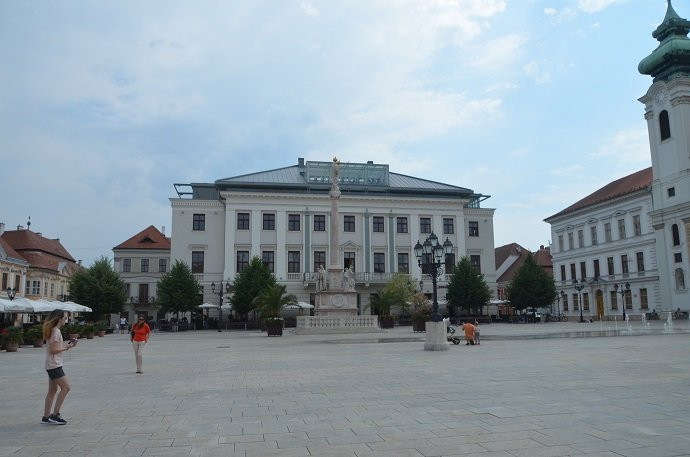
left=424, top=321, right=450, bottom=351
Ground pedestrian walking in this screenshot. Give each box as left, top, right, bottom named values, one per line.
left=42, top=309, right=76, bottom=425
left=462, top=321, right=476, bottom=345
left=130, top=315, right=151, bottom=374
left=473, top=320, right=481, bottom=345
left=119, top=316, right=127, bottom=334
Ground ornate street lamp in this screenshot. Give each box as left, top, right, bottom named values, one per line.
left=614, top=282, right=630, bottom=321
left=573, top=279, right=586, bottom=323
left=211, top=281, right=230, bottom=332
left=414, top=232, right=453, bottom=322
left=6, top=287, right=16, bottom=301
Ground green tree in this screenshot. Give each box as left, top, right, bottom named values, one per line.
left=446, top=256, right=492, bottom=315
left=251, top=284, right=297, bottom=319
left=506, top=253, right=556, bottom=312
left=156, top=260, right=201, bottom=318
left=383, top=273, right=417, bottom=316
left=68, top=257, right=127, bottom=321
left=231, top=256, right=276, bottom=319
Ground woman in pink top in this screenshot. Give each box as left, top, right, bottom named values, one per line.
left=130, top=315, right=151, bottom=374
left=41, top=309, right=76, bottom=425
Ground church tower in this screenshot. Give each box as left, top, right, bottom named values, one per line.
left=638, top=0, right=690, bottom=307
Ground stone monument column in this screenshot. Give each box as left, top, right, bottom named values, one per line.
left=314, top=157, right=357, bottom=316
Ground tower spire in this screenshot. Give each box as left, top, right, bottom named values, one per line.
left=638, top=0, right=690, bottom=81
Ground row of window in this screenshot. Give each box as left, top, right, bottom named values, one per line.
left=560, top=288, right=648, bottom=311
left=1, top=272, right=21, bottom=292
left=190, top=250, right=482, bottom=275
left=558, top=215, right=643, bottom=252
left=122, top=258, right=167, bottom=273
left=22, top=279, right=66, bottom=298
left=192, top=213, right=481, bottom=236
left=558, top=252, right=647, bottom=281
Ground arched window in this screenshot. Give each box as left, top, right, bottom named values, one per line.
left=672, top=224, right=680, bottom=246
left=660, top=110, right=671, bottom=141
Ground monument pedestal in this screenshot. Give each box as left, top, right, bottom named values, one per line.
left=424, top=321, right=450, bottom=351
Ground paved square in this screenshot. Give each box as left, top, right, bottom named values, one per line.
left=1, top=322, right=689, bottom=457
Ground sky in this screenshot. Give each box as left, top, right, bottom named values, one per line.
left=0, top=0, right=679, bottom=267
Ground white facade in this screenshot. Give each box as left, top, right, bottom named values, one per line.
left=547, top=188, right=660, bottom=319
left=170, top=159, right=497, bottom=315
left=641, top=77, right=690, bottom=311
left=113, top=226, right=171, bottom=322
left=547, top=3, right=690, bottom=318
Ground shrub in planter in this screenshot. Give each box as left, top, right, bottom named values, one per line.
left=411, top=292, right=432, bottom=332
left=94, top=321, right=107, bottom=337
left=25, top=325, right=44, bottom=347
left=251, top=284, right=296, bottom=337
left=264, top=318, right=284, bottom=336
left=63, top=323, right=81, bottom=340
left=2, top=326, right=24, bottom=352
left=83, top=324, right=95, bottom=339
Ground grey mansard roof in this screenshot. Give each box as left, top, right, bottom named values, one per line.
left=176, top=158, right=489, bottom=204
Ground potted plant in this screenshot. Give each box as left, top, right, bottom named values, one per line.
left=83, top=324, right=95, bottom=339
left=371, top=289, right=397, bottom=328
left=252, top=284, right=296, bottom=337
left=411, top=292, right=432, bottom=332
left=25, top=325, right=44, bottom=347
left=94, top=321, right=107, bottom=337
left=63, top=323, right=81, bottom=340
left=2, top=326, right=24, bottom=352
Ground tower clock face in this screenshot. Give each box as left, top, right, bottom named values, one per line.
left=655, top=89, right=668, bottom=106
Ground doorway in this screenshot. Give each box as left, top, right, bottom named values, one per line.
left=596, top=290, right=604, bottom=320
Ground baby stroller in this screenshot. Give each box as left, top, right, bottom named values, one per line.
left=447, top=324, right=462, bottom=345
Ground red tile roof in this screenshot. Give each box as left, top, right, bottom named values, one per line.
left=1, top=229, right=78, bottom=272
left=114, top=225, right=171, bottom=250
left=0, top=236, right=25, bottom=262
left=1, top=230, right=75, bottom=262
left=495, top=243, right=553, bottom=283
left=545, top=167, right=652, bottom=221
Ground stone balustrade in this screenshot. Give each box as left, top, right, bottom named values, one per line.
left=295, top=315, right=381, bottom=334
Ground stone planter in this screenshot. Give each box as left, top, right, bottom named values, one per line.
left=5, top=342, right=19, bottom=352
left=379, top=316, right=395, bottom=329
left=265, top=319, right=283, bottom=336
left=412, top=318, right=427, bottom=332
left=68, top=333, right=79, bottom=341
left=33, top=339, right=44, bottom=348
left=86, top=333, right=94, bottom=339
left=97, top=331, right=106, bottom=337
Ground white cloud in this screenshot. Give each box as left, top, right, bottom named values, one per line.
left=300, top=2, right=320, bottom=17
left=552, top=164, right=587, bottom=176
left=578, top=0, right=621, bottom=14
left=523, top=60, right=552, bottom=84
left=470, top=34, right=527, bottom=70
left=543, top=6, right=577, bottom=23
left=590, top=129, right=650, bottom=163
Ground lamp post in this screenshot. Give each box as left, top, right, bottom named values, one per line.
left=573, top=279, right=586, bottom=323
left=414, top=232, right=453, bottom=323
left=6, top=287, right=16, bottom=301
left=211, top=281, right=230, bottom=332
left=614, top=282, right=630, bottom=321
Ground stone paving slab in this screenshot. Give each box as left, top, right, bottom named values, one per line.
left=1, top=322, right=689, bottom=457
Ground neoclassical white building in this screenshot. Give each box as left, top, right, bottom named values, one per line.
left=170, top=158, right=497, bottom=315
left=545, top=1, right=690, bottom=319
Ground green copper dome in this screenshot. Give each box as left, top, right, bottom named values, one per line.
left=639, top=0, right=690, bottom=81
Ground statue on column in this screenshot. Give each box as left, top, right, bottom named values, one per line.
left=330, top=156, right=341, bottom=196
left=316, top=264, right=328, bottom=291
left=343, top=265, right=355, bottom=291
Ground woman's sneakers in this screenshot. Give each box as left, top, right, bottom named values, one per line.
left=41, top=414, right=67, bottom=425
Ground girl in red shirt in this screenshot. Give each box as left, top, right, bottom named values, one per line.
left=130, top=315, right=151, bottom=374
